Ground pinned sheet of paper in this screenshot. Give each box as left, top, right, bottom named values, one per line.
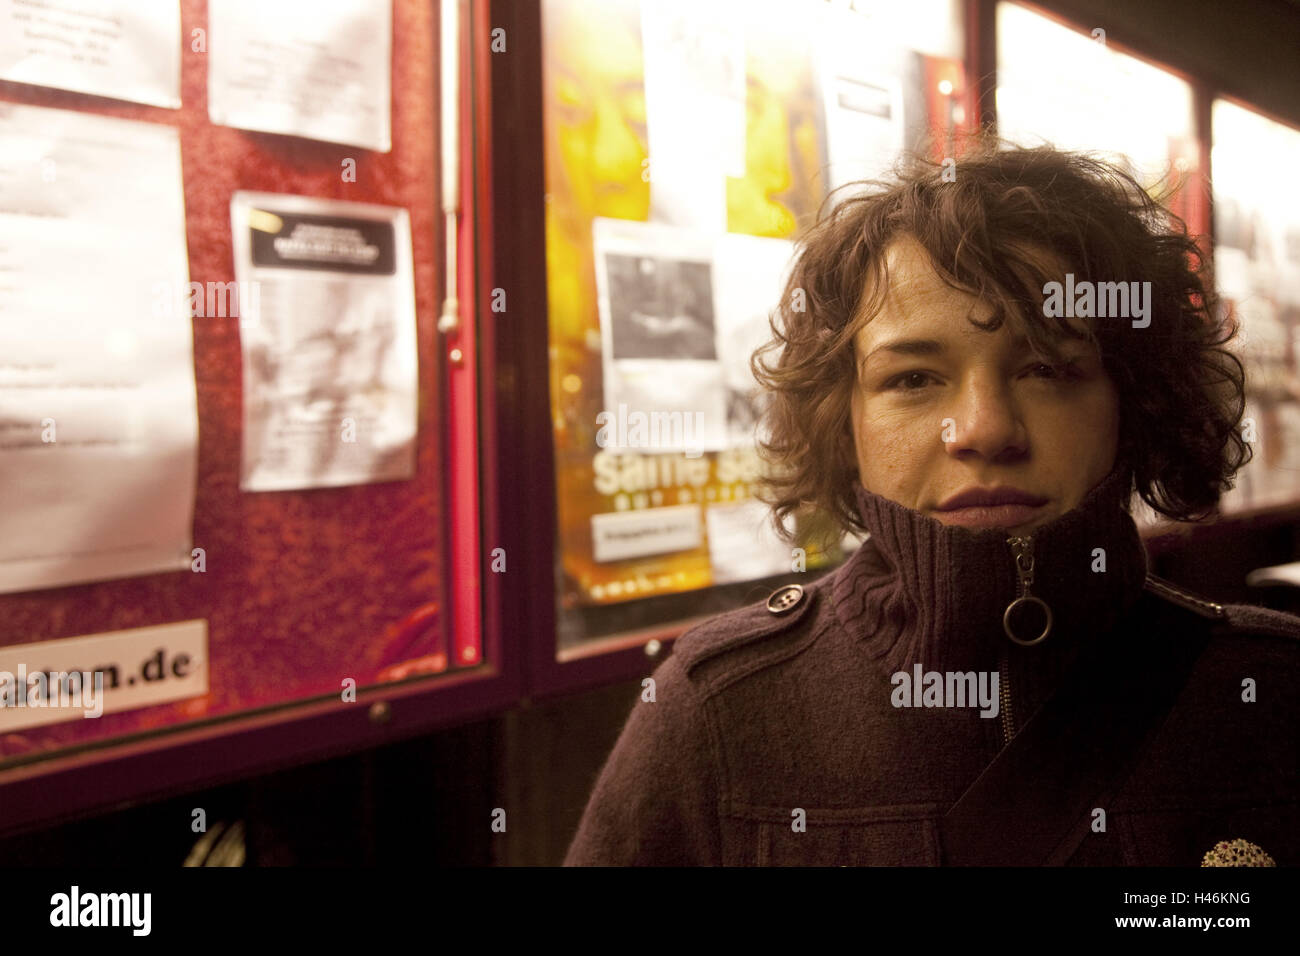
left=592, top=218, right=729, bottom=457
left=208, top=0, right=392, bottom=151
left=639, top=0, right=745, bottom=231
left=0, top=103, right=198, bottom=595
left=231, top=191, right=418, bottom=492
left=591, top=220, right=794, bottom=458
left=813, top=1, right=906, bottom=197
left=711, top=232, right=795, bottom=449
left=0, top=0, right=181, bottom=108
left=705, top=499, right=791, bottom=585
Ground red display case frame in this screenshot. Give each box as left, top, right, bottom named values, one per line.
left=0, top=0, right=519, bottom=839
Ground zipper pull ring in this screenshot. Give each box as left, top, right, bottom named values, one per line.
left=1003, top=536, right=1053, bottom=646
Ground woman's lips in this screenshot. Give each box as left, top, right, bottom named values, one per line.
left=933, top=503, right=1047, bottom=529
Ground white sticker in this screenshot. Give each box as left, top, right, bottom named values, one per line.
left=592, top=505, right=701, bottom=563
left=0, top=620, right=208, bottom=732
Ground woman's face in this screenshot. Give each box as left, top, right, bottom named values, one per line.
left=849, top=237, right=1121, bottom=533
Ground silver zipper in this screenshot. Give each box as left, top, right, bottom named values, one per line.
left=997, top=642, right=1014, bottom=745
left=998, top=534, right=1052, bottom=745
left=1003, top=535, right=1053, bottom=647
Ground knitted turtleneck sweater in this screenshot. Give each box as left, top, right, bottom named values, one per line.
left=836, top=462, right=1149, bottom=741
left=565, top=465, right=1298, bottom=866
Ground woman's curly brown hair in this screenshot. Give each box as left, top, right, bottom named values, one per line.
left=751, top=136, right=1250, bottom=542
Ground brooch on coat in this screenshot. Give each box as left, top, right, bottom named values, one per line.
left=1201, top=839, right=1276, bottom=866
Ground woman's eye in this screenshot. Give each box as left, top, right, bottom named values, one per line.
left=1027, top=361, right=1081, bottom=380
left=884, top=371, right=935, bottom=391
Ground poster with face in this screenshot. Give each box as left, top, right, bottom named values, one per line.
left=544, top=0, right=827, bottom=624
left=542, top=0, right=969, bottom=633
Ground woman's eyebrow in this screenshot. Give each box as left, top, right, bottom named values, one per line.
left=856, top=338, right=946, bottom=381
left=858, top=332, right=1088, bottom=375
left=862, top=338, right=947, bottom=364
left=861, top=332, right=1035, bottom=362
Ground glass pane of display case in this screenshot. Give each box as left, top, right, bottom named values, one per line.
left=996, top=1, right=1204, bottom=529
left=0, top=0, right=467, bottom=773
left=1211, top=100, right=1300, bottom=514
left=996, top=2, right=1200, bottom=224
left=540, top=0, right=970, bottom=655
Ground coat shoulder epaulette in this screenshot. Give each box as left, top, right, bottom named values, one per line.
left=1218, top=602, right=1300, bottom=641
left=1144, top=574, right=1300, bottom=641
left=1143, top=574, right=1228, bottom=620
left=672, top=578, right=823, bottom=676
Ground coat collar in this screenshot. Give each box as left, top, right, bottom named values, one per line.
left=830, top=463, right=1149, bottom=676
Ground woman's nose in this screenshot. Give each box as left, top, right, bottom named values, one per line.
left=943, top=379, right=1030, bottom=462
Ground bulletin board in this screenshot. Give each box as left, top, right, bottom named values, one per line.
left=540, top=0, right=973, bottom=652
left=0, top=0, right=460, bottom=771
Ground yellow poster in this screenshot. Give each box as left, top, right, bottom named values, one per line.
left=542, top=0, right=965, bottom=618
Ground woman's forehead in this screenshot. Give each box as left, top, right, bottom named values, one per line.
left=853, top=243, right=996, bottom=346
left=852, top=236, right=1089, bottom=349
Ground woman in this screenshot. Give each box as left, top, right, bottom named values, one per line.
left=565, top=143, right=1299, bottom=866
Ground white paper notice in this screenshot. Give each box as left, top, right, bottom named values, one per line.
left=0, top=103, right=198, bottom=594
left=0, top=0, right=181, bottom=109
left=705, top=500, right=790, bottom=585
left=208, top=0, right=392, bottom=152
left=231, top=192, right=418, bottom=492
left=712, top=233, right=794, bottom=448
left=813, top=2, right=905, bottom=197
left=592, top=218, right=730, bottom=457
left=591, top=505, right=702, bottom=564
left=640, top=0, right=745, bottom=231
left=0, top=619, right=208, bottom=733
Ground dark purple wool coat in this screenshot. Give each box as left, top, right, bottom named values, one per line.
left=565, top=466, right=1299, bottom=866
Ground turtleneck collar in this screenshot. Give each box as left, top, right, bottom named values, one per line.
left=831, top=463, right=1149, bottom=677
